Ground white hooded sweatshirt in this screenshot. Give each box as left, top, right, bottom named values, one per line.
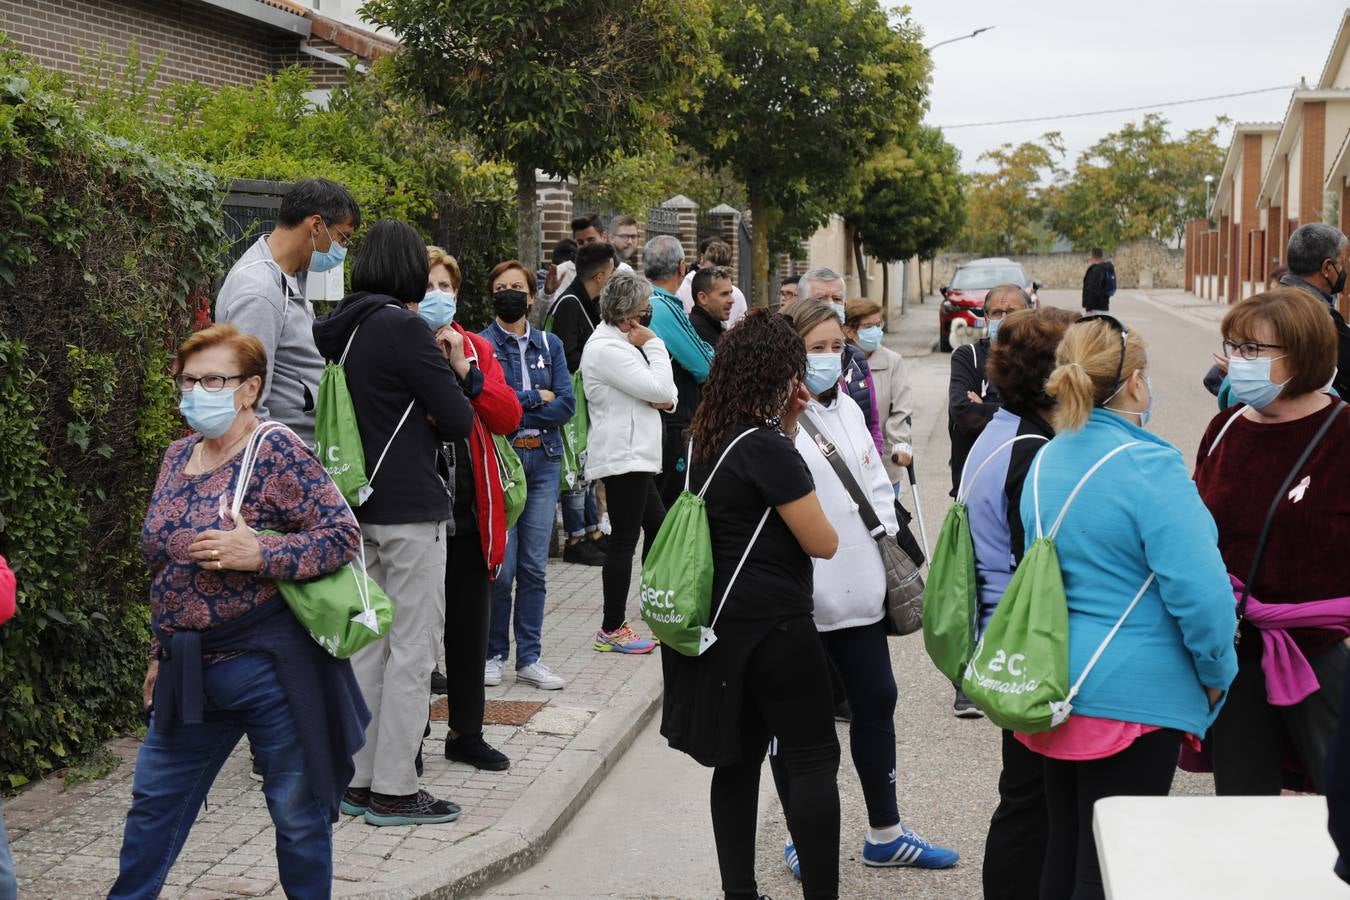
left=794, top=392, right=898, bottom=631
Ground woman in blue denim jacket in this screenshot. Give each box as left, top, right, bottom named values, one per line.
left=479, top=260, right=575, bottom=691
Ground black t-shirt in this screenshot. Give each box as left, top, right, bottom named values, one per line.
left=690, top=425, right=815, bottom=620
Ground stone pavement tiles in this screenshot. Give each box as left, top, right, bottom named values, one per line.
left=6, top=557, right=663, bottom=899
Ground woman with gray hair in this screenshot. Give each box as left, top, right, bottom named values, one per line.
left=581, top=270, right=679, bottom=654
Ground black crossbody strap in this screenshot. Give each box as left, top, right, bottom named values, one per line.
left=1237, top=402, right=1345, bottom=624
left=799, top=416, right=885, bottom=540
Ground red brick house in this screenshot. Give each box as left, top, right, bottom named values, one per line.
left=0, top=0, right=397, bottom=93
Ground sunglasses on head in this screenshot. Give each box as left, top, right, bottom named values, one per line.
left=1073, top=313, right=1130, bottom=392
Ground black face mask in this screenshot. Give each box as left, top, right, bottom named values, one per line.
left=493, top=289, right=529, bottom=323
left=1331, top=263, right=1348, bottom=296
left=637, top=307, right=653, bottom=327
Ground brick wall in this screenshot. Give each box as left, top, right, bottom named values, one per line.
left=1301, top=102, right=1328, bottom=225
left=0, top=0, right=348, bottom=93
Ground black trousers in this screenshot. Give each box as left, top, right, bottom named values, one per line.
left=658, top=423, right=691, bottom=511
left=769, top=620, right=899, bottom=829
left=984, top=729, right=1049, bottom=900
left=711, top=616, right=841, bottom=900
left=599, top=472, right=665, bottom=633
left=443, top=529, right=490, bottom=738
left=1040, top=728, right=1181, bottom=900
left=1212, top=641, right=1349, bottom=795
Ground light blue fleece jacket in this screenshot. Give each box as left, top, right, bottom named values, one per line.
left=650, top=286, right=713, bottom=383
left=1019, top=409, right=1239, bottom=736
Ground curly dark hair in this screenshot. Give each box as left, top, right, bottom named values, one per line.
left=987, top=307, right=1079, bottom=413
left=688, top=309, right=806, bottom=465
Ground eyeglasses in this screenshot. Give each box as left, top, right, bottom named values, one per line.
left=176, top=374, right=247, bottom=393
left=980, top=306, right=1016, bottom=320
left=1222, top=340, right=1284, bottom=361
left=1074, top=313, right=1130, bottom=391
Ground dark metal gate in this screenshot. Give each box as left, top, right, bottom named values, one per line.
left=218, top=179, right=290, bottom=292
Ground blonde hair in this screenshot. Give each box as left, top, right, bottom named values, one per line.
left=1045, top=318, right=1148, bottom=432
left=426, top=245, right=462, bottom=291
left=177, top=323, right=268, bottom=408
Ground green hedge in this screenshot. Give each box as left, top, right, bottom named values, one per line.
left=0, top=47, right=221, bottom=786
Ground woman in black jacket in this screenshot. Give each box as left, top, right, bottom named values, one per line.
left=312, top=220, right=474, bottom=826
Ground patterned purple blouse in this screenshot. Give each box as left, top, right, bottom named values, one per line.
left=142, top=428, right=361, bottom=657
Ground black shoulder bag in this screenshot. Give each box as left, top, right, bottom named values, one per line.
left=800, top=416, right=924, bottom=636
left=1234, top=401, right=1345, bottom=644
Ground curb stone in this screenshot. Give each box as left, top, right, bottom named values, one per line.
left=338, top=652, right=665, bottom=899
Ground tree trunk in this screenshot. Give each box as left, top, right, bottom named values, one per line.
left=750, top=190, right=772, bottom=308
left=852, top=226, right=870, bottom=298
left=515, top=159, right=540, bottom=275
left=881, top=261, right=891, bottom=324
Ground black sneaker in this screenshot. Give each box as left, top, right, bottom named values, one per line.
left=444, top=734, right=511, bottom=771
left=341, top=787, right=371, bottom=816
left=590, top=533, right=611, bottom=554
left=563, top=540, right=606, bottom=566
left=430, top=669, right=448, bottom=695
left=953, top=686, right=984, bottom=719
left=365, top=789, right=462, bottom=826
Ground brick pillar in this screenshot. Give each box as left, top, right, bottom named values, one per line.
left=1269, top=204, right=1283, bottom=271
left=1184, top=220, right=1195, bottom=293
left=1341, top=182, right=1350, bottom=235
left=1250, top=229, right=1264, bottom=295
left=1301, top=102, right=1327, bottom=225
left=536, top=177, right=575, bottom=264
left=1218, top=214, right=1230, bottom=300
left=1239, top=133, right=1263, bottom=296
left=661, top=194, right=700, bottom=262
left=1229, top=221, right=1241, bottom=303
left=1279, top=154, right=1292, bottom=265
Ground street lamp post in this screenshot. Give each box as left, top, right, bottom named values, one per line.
left=926, top=26, right=995, bottom=51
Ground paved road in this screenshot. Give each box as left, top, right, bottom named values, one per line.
left=487, top=290, right=1228, bottom=899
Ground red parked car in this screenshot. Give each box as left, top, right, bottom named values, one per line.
left=938, top=258, right=1040, bottom=352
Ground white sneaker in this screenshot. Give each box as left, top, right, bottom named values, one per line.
left=484, top=655, right=504, bottom=687
left=516, top=661, right=565, bottom=691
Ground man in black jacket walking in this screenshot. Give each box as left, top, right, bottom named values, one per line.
left=1081, top=247, right=1115, bottom=313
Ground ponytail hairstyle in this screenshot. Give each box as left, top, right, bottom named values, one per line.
left=1045, top=315, right=1148, bottom=432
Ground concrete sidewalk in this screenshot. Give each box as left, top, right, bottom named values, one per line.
left=6, top=557, right=663, bottom=899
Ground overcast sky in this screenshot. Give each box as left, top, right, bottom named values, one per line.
left=910, top=0, right=1349, bottom=173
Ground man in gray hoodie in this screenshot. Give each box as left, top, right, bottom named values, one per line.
left=215, top=178, right=360, bottom=447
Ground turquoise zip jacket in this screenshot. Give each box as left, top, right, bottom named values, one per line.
left=1019, top=408, right=1238, bottom=735
left=650, top=285, right=714, bottom=426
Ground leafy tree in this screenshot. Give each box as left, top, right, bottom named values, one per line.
left=843, top=125, right=966, bottom=298
left=362, top=0, right=708, bottom=271
left=678, top=0, right=929, bottom=306
left=1049, top=114, right=1225, bottom=250
left=572, top=138, right=747, bottom=222
left=957, top=134, right=1064, bottom=256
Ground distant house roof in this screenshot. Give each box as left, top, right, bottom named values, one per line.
left=199, top=0, right=399, bottom=60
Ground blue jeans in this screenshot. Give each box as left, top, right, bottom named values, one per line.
left=110, top=653, right=331, bottom=900
left=561, top=481, right=601, bottom=538
left=490, top=446, right=561, bottom=668
left=0, top=795, right=14, bottom=900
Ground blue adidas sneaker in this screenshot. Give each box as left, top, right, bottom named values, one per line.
left=863, top=829, right=960, bottom=869
left=784, top=841, right=800, bottom=880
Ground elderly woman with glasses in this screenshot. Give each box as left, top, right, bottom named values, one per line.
left=580, top=269, right=678, bottom=655
left=1195, top=287, right=1350, bottom=797
left=111, top=324, right=366, bottom=900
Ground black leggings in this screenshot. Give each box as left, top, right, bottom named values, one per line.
left=712, top=616, right=841, bottom=900
left=600, top=472, right=665, bottom=633
left=1040, top=728, right=1181, bottom=900
left=770, top=620, right=899, bottom=829
left=984, top=729, right=1049, bottom=900
left=443, top=529, right=490, bottom=737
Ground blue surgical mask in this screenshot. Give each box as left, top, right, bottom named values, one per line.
left=179, top=386, right=241, bottom=438
left=805, top=352, right=843, bottom=395
left=1228, top=355, right=1289, bottom=409
left=856, top=325, right=883, bottom=353
left=419, top=289, right=457, bottom=329
left=986, top=318, right=1003, bottom=342
left=309, top=223, right=347, bottom=273
left=828, top=302, right=846, bottom=324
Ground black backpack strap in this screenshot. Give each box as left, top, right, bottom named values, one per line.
left=1236, top=402, right=1345, bottom=630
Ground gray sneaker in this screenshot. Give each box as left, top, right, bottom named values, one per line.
left=516, top=661, right=565, bottom=690
left=484, top=655, right=505, bottom=687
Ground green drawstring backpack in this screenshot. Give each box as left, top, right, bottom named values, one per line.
left=545, top=297, right=591, bottom=492
left=924, top=434, right=1047, bottom=683
left=314, top=309, right=413, bottom=507
left=235, top=422, right=394, bottom=659
left=491, top=433, right=528, bottom=528
left=961, top=442, right=1153, bottom=732
left=639, top=430, right=768, bottom=656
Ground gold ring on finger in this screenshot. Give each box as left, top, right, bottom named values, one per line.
left=212, top=549, right=220, bottom=560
